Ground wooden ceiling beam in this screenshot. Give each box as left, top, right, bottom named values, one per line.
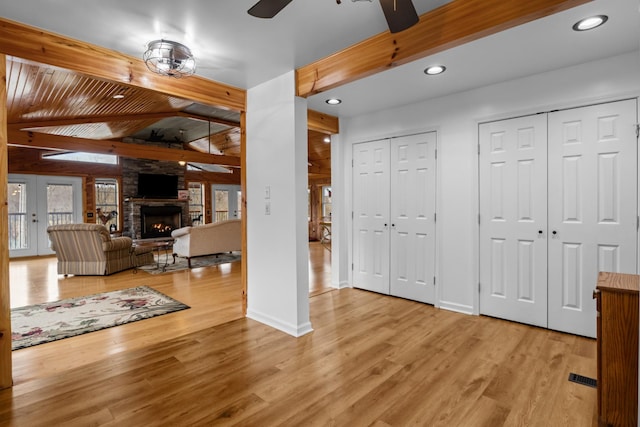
left=7, top=130, right=241, bottom=167
left=7, top=112, right=180, bottom=131
left=0, top=17, right=246, bottom=112
left=9, top=112, right=241, bottom=135
left=308, top=110, right=339, bottom=134
left=175, top=112, right=240, bottom=128
left=296, top=0, right=591, bottom=97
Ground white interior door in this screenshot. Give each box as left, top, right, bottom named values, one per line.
left=479, top=115, right=549, bottom=328
left=389, top=133, right=437, bottom=304
left=9, top=174, right=83, bottom=258
left=352, top=139, right=390, bottom=294
left=547, top=99, right=638, bottom=338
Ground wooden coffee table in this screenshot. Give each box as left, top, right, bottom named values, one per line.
left=132, top=239, right=174, bottom=272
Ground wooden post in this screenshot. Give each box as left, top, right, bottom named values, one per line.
left=240, top=111, right=247, bottom=316
left=0, top=53, right=13, bottom=389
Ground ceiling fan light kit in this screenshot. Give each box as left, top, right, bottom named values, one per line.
left=143, top=39, right=196, bottom=78
left=248, top=0, right=419, bottom=33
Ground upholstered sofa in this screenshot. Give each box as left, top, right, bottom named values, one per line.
left=171, top=219, right=241, bottom=268
left=47, top=224, right=154, bottom=276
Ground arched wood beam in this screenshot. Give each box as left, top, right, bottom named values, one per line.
left=296, top=0, right=591, bottom=97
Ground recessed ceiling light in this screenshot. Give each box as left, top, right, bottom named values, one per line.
left=326, top=98, right=342, bottom=105
left=323, top=136, right=330, bottom=143
left=112, top=93, right=125, bottom=99
left=572, top=15, right=608, bottom=31
left=424, top=65, right=446, bottom=75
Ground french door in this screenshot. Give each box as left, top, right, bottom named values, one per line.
left=211, top=184, right=242, bottom=222
left=479, top=99, right=638, bottom=337
left=8, top=174, right=83, bottom=258
left=352, top=132, right=437, bottom=304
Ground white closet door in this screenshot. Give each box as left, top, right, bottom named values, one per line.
left=479, top=115, right=548, bottom=328
left=389, top=132, right=437, bottom=304
left=548, top=99, right=638, bottom=338
left=352, top=140, right=391, bottom=294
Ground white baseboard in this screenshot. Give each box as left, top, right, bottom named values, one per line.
left=438, top=301, right=474, bottom=315
left=332, top=280, right=351, bottom=289
left=246, top=309, right=313, bottom=337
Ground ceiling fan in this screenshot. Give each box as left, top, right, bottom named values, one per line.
left=248, top=0, right=419, bottom=34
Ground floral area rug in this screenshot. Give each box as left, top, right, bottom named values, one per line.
left=11, top=286, right=190, bottom=350
left=138, top=252, right=241, bottom=274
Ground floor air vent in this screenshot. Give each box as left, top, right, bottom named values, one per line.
left=568, top=373, right=597, bottom=388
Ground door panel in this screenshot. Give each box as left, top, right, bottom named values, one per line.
left=352, top=140, right=390, bottom=294
left=548, top=99, right=638, bottom=337
left=389, top=133, right=437, bottom=303
left=479, top=114, right=548, bottom=328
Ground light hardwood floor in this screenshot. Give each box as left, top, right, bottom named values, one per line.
left=1, top=242, right=597, bottom=426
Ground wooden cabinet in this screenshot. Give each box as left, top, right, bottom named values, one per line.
left=595, top=272, right=639, bottom=427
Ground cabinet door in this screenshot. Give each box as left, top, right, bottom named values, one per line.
left=389, top=132, right=437, bottom=304
left=479, top=115, right=548, bottom=327
left=548, top=99, right=638, bottom=338
left=352, top=140, right=391, bottom=294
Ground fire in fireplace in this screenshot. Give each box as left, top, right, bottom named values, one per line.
left=140, top=205, right=182, bottom=239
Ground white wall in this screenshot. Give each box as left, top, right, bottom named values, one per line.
left=245, top=70, right=312, bottom=336
left=337, top=52, right=640, bottom=314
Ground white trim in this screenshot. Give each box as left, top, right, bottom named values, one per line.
left=439, top=301, right=474, bottom=315
left=246, top=309, right=314, bottom=337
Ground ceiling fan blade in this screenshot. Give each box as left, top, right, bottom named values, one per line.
left=379, top=0, right=419, bottom=33
left=248, top=0, right=294, bottom=18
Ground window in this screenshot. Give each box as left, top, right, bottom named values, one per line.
left=188, top=182, right=204, bottom=225
left=322, top=186, right=332, bottom=221
left=95, top=178, right=119, bottom=231
left=43, top=151, right=118, bottom=165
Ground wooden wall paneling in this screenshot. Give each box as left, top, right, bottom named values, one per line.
left=296, top=0, right=591, bottom=97
left=0, top=53, right=13, bottom=390
left=185, top=169, right=241, bottom=186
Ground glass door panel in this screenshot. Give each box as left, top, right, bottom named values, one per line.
left=9, top=174, right=82, bottom=258
left=212, top=185, right=241, bottom=222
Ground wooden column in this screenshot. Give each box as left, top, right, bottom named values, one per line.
left=0, top=53, right=13, bottom=389
left=240, top=111, right=247, bottom=316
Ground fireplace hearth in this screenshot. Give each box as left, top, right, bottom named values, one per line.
left=140, top=205, right=182, bottom=239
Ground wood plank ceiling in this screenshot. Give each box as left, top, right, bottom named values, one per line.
left=5, top=57, right=333, bottom=178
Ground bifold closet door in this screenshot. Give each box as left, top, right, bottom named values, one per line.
left=479, top=115, right=549, bottom=328
left=389, top=133, right=437, bottom=304
left=480, top=99, right=638, bottom=337
left=352, top=133, right=437, bottom=303
left=352, top=139, right=391, bottom=294
left=547, top=99, right=638, bottom=338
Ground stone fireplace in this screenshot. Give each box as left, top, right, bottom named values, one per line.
left=121, top=158, right=189, bottom=239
